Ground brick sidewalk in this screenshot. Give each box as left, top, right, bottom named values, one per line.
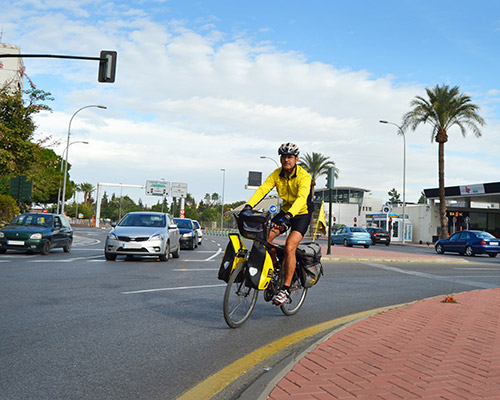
left=267, top=288, right=500, bottom=399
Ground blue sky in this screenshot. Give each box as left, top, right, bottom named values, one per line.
left=3, top=0, right=500, bottom=207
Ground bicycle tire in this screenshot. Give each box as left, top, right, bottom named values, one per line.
left=223, top=262, right=259, bottom=328
left=280, top=270, right=307, bottom=316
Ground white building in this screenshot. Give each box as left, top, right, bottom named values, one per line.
left=0, top=43, right=24, bottom=91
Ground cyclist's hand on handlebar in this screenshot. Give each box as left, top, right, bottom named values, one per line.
left=276, top=212, right=292, bottom=229
left=240, top=204, right=252, bottom=215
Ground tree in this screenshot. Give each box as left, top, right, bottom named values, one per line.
left=388, top=188, right=401, bottom=204
left=79, top=182, right=95, bottom=204
left=299, top=152, right=339, bottom=234
left=402, top=84, right=484, bottom=238
left=418, top=191, right=427, bottom=204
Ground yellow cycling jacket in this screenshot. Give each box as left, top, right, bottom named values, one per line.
left=247, top=165, right=313, bottom=217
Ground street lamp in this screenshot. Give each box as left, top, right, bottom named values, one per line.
left=61, top=105, right=106, bottom=214
left=56, top=141, right=88, bottom=214
left=220, top=169, right=226, bottom=230
left=260, top=155, right=279, bottom=168
left=380, top=120, right=406, bottom=244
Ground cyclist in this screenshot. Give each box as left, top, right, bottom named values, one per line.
left=241, top=142, right=313, bottom=305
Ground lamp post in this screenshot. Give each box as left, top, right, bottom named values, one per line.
left=260, top=155, right=279, bottom=168
left=61, top=105, right=106, bottom=214
left=56, top=141, right=88, bottom=214
left=380, top=120, right=406, bottom=244
left=220, top=169, right=226, bottom=230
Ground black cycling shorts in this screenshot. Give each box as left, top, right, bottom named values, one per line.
left=272, top=211, right=312, bottom=236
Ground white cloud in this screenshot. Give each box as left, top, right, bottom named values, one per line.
left=7, top=3, right=499, bottom=208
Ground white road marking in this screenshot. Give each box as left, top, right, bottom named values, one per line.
left=363, top=262, right=498, bottom=289
left=122, top=284, right=226, bottom=295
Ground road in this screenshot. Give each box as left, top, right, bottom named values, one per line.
left=1, top=227, right=500, bottom=399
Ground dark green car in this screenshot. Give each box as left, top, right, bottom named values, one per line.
left=0, top=213, right=73, bottom=255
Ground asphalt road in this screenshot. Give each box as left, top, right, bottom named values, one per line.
left=2, top=227, right=500, bottom=400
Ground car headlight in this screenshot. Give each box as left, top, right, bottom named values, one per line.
left=150, top=234, right=165, bottom=241
left=107, top=232, right=118, bottom=240
left=0, top=232, right=4, bottom=238
left=183, top=232, right=194, bottom=238
left=30, top=233, right=42, bottom=239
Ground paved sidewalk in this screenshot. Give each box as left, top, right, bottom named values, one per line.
left=265, top=288, right=500, bottom=399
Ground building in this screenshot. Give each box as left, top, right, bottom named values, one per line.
left=0, top=43, right=24, bottom=91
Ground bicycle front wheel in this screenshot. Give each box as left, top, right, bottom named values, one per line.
left=281, top=271, right=307, bottom=316
left=223, top=262, right=259, bottom=328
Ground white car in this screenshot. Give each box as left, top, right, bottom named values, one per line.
left=193, top=220, right=203, bottom=245
left=105, top=212, right=180, bottom=261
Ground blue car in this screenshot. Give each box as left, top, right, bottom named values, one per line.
left=331, top=226, right=371, bottom=248
left=435, top=230, right=500, bottom=257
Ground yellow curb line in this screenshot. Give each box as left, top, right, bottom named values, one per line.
left=176, top=305, right=394, bottom=400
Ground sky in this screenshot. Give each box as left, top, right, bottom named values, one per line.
left=2, top=0, right=500, bottom=209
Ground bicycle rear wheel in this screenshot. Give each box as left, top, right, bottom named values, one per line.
left=223, top=262, right=259, bottom=328
left=280, top=270, right=307, bottom=316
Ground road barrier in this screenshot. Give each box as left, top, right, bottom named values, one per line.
left=204, top=229, right=239, bottom=237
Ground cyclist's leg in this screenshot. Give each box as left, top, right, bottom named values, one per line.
left=283, top=231, right=303, bottom=286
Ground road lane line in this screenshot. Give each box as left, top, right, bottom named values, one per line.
left=176, top=304, right=396, bottom=400
left=363, top=262, right=498, bottom=289
left=121, top=284, right=225, bottom=294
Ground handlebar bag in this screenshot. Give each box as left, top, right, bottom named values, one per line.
left=297, top=242, right=323, bottom=288
left=245, top=241, right=274, bottom=290
left=236, top=210, right=271, bottom=240
left=218, top=233, right=246, bottom=283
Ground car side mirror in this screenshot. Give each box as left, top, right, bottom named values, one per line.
left=111, top=222, right=116, bottom=227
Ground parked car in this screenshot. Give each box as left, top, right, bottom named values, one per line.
left=174, top=218, right=198, bottom=250
left=366, top=227, right=391, bottom=246
left=104, top=212, right=180, bottom=261
left=435, top=230, right=500, bottom=257
left=192, top=220, right=203, bottom=245
left=331, top=226, right=371, bottom=248
left=0, top=213, right=73, bottom=255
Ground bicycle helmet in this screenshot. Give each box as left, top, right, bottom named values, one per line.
left=278, top=142, right=299, bottom=156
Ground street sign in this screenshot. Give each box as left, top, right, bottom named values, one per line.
left=171, top=182, right=188, bottom=198
left=145, top=180, right=170, bottom=196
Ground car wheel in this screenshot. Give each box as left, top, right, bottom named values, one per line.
left=385, top=242, right=390, bottom=246
left=159, top=242, right=170, bottom=261
left=435, top=244, right=444, bottom=254
left=364, top=245, right=370, bottom=248
left=195, top=235, right=198, bottom=248
left=105, top=252, right=117, bottom=261
left=63, top=238, right=72, bottom=253
left=41, top=239, right=51, bottom=255
left=371, top=240, right=376, bottom=246
left=172, top=241, right=180, bottom=258
left=489, top=253, right=498, bottom=258
left=190, top=238, right=196, bottom=250
left=465, top=246, right=475, bottom=257
left=0, top=249, right=6, bottom=254
left=343, top=239, right=349, bottom=247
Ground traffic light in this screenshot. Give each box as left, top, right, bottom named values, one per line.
left=98, top=50, right=117, bottom=83
left=326, top=167, right=335, bottom=189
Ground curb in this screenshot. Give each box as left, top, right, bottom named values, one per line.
left=321, top=256, right=469, bottom=263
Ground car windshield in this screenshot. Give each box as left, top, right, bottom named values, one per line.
left=10, top=214, right=52, bottom=227
left=351, top=227, right=366, bottom=233
left=118, top=214, right=165, bottom=227
left=175, top=219, right=192, bottom=229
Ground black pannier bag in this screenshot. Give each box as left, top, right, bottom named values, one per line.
left=218, top=233, right=247, bottom=283
left=245, top=240, right=274, bottom=290
left=297, top=242, right=323, bottom=288
left=236, top=210, right=271, bottom=241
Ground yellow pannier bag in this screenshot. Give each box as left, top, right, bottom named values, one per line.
left=245, top=241, right=274, bottom=290
left=218, top=233, right=247, bottom=283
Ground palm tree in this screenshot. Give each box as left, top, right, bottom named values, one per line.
left=79, top=182, right=95, bottom=204
left=402, top=84, right=485, bottom=239
left=299, top=152, right=339, bottom=235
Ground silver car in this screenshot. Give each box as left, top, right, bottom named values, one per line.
left=193, top=220, right=203, bottom=245
left=104, top=212, right=180, bottom=261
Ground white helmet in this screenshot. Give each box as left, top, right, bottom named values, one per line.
left=278, top=142, right=299, bottom=156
